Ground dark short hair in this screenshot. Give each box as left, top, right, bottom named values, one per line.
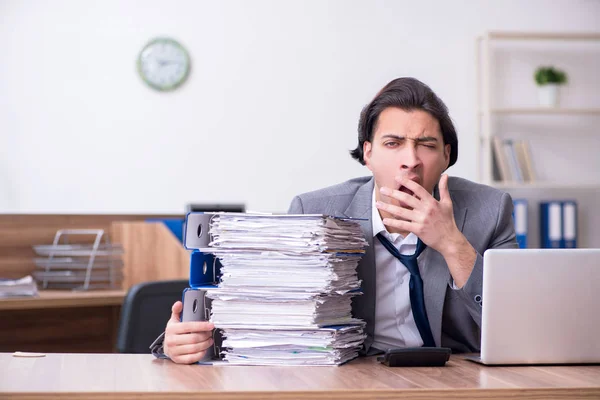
left=350, top=77, right=458, bottom=167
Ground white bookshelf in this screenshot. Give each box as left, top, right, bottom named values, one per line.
left=491, top=182, right=600, bottom=190
left=486, top=31, right=600, bottom=41
left=475, top=31, right=600, bottom=187
left=482, top=108, right=600, bottom=116
left=475, top=31, right=600, bottom=248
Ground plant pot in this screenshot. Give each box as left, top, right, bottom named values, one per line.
left=537, top=83, right=560, bottom=107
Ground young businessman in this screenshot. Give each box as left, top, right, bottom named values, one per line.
left=157, top=77, right=518, bottom=363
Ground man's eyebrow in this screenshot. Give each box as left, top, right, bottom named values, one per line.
left=415, top=136, right=439, bottom=142
left=380, top=134, right=405, bottom=141
left=380, top=134, right=439, bottom=142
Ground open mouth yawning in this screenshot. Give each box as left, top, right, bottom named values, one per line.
left=398, top=185, right=414, bottom=197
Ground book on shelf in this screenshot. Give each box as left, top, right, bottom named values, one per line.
left=540, top=201, right=562, bottom=248
left=514, top=140, right=537, bottom=182
left=562, top=200, right=578, bottom=248
left=491, top=137, right=536, bottom=184
left=539, top=200, right=578, bottom=249
left=503, top=139, right=523, bottom=182
left=512, top=199, right=528, bottom=248
left=492, top=137, right=512, bottom=182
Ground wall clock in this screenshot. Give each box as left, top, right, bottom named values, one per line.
left=137, top=37, right=190, bottom=91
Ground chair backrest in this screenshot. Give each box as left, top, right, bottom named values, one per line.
left=116, top=279, right=189, bottom=353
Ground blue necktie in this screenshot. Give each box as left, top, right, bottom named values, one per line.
left=376, top=233, right=436, bottom=347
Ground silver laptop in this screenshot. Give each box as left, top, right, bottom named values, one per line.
left=466, top=248, right=600, bottom=365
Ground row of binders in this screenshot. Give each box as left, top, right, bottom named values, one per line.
left=513, top=199, right=578, bottom=249
left=492, top=137, right=536, bottom=183
left=182, top=212, right=369, bottom=366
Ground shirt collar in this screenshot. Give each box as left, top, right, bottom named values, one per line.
left=371, top=188, right=387, bottom=237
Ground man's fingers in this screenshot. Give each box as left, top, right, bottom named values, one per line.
left=379, top=187, right=420, bottom=209
left=169, top=301, right=183, bottom=323
left=376, top=201, right=417, bottom=222
left=166, top=331, right=213, bottom=347
left=172, top=350, right=211, bottom=365
left=168, top=339, right=214, bottom=358
left=164, top=301, right=215, bottom=364
left=167, top=321, right=215, bottom=335
left=438, top=174, right=452, bottom=204
left=395, top=177, right=431, bottom=200
left=382, top=218, right=416, bottom=233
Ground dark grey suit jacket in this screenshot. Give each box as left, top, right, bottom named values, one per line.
left=287, top=176, right=518, bottom=353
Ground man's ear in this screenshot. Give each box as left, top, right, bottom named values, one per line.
left=443, top=143, right=451, bottom=169
left=363, top=141, right=373, bottom=170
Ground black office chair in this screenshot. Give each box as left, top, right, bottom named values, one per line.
left=116, top=279, right=189, bottom=353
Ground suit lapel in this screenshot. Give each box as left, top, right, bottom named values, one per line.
left=422, top=183, right=467, bottom=346
left=342, top=178, right=376, bottom=345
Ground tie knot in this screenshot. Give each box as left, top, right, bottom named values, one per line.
left=376, top=233, right=426, bottom=260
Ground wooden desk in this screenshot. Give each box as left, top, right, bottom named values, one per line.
left=0, top=213, right=185, bottom=354
left=1, top=353, right=599, bottom=400
left=0, top=290, right=126, bottom=311
left=0, top=291, right=125, bottom=353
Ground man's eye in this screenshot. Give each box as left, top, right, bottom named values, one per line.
left=421, top=143, right=436, bottom=149
left=384, top=142, right=398, bottom=147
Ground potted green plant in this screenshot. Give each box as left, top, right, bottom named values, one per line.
left=534, top=66, right=568, bottom=107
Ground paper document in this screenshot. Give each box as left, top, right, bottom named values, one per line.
left=196, top=213, right=369, bottom=366
left=0, top=275, right=38, bottom=298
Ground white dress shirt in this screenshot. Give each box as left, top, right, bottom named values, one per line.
left=371, top=189, right=424, bottom=350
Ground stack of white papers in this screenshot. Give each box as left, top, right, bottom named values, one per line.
left=204, top=214, right=368, bottom=366
left=208, top=214, right=367, bottom=253
left=220, top=325, right=367, bottom=365
left=0, top=275, right=38, bottom=298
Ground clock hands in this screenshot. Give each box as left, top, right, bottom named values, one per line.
left=157, top=59, right=179, bottom=67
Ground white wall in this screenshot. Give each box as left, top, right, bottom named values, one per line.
left=1, top=0, right=599, bottom=214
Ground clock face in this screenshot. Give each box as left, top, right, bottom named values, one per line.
left=137, top=37, right=190, bottom=91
